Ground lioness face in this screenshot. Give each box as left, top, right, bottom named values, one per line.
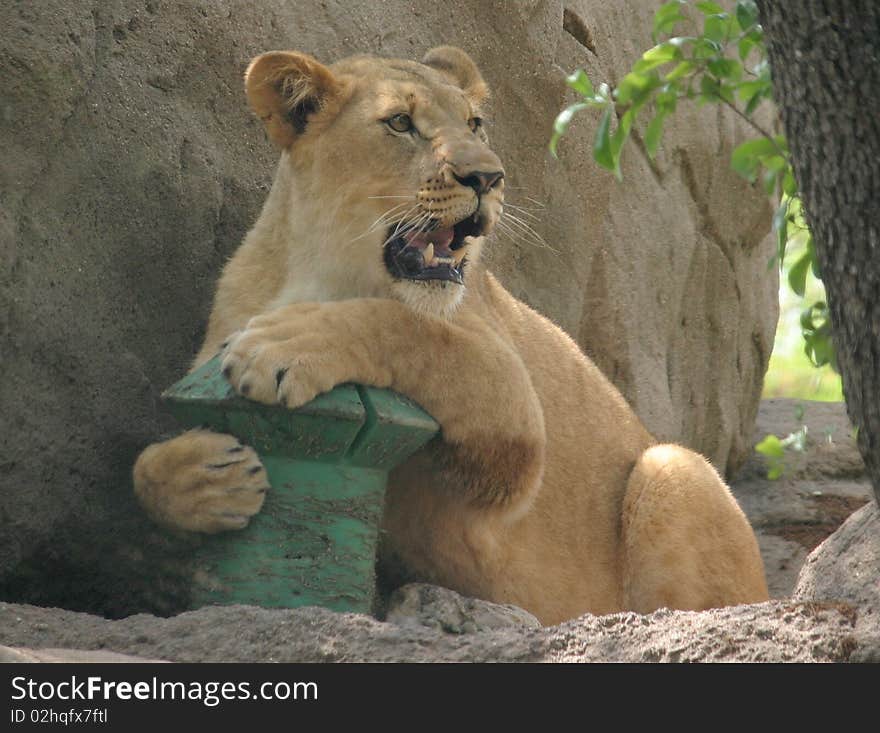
left=245, top=47, right=504, bottom=316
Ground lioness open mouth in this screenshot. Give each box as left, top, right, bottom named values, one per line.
left=383, top=214, right=483, bottom=285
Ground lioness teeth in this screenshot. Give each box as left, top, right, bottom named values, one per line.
left=417, top=242, right=463, bottom=268
left=451, top=245, right=468, bottom=265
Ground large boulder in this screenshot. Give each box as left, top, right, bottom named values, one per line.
left=793, top=502, right=880, bottom=661
left=0, top=0, right=777, bottom=616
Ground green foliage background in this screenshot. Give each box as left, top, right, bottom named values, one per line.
left=763, top=240, right=843, bottom=402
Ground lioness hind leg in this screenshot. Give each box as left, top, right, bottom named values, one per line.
left=134, top=429, right=270, bottom=533
left=620, top=444, right=768, bottom=613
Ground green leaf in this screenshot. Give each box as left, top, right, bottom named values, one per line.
left=664, top=60, right=698, bottom=82
left=731, top=137, right=779, bottom=180
left=736, top=79, right=769, bottom=104
left=738, top=36, right=756, bottom=61
left=653, top=1, right=687, bottom=40
left=549, top=102, right=588, bottom=157
left=729, top=11, right=743, bottom=36
left=782, top=168, right=797, bottom=196
left=610, top=106, right=639, bottom=180
left=800, top=301, right=822, bottom=332
left=615, top=70, right=661, bottom=105
left=806, top=333, right=834, bottom=368
left=699, top=75, right=720, bottom=103
left=763, top=155, right=787, bottom=172
left=755, top=434, right=785, bottom=459
left=696, top=1, right=725, bottom=13
left=553, top=103, right=588, bottom=134
left=697, top=75, right=735, bottom=105
left=694, top=37, right=723, bottom=59
left=788, top=252, right=810, bottom=297
left=731, top=137, right=776, bottom=180
left=656, top=86, right=679, bottom=114
left=703, top=14, right=730, bottom=44
left=708, top=58, right=743, bottom=81
left=744, top=92, right=764, bottom=116
left=762, top=168, right=780, bottom=196
left=719, top=83, right=736, bottom=104
left=593, top=106, right=615, bottom=172
left=735, top=0, right=759, bottom=31
left=634, top=42, right=683, bottom=74
left=767, top=464, right=784, bottom=480
left=645, top=111, right=667, bottom=158
left=800, top=301, right=836, bottom=369
left=566, top=69, right=594, bottom=98
left=735, top=133, right=771, bottom=167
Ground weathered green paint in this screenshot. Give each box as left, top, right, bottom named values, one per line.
left=162, top=355, right=438, bottom=613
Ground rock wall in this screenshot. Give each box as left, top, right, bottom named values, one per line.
left=0, top=0, right=777, bottom=616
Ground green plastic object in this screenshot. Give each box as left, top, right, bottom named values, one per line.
left=162, top=355, right=438, bottom=614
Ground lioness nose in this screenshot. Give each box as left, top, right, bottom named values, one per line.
left=453, top=170, right=504, bottom=195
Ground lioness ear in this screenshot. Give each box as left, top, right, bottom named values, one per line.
left=245, top=51, right=340, bottom=148
left=422, top=46, right=489, bottom=106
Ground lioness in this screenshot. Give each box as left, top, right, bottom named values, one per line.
left=134, top=46, right=768, bottom=625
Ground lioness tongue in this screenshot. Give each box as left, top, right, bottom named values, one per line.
left=405, top=227, right=454, bottom=252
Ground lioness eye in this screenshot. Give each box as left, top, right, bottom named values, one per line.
left=468, top=117, right=483, bottom=133
left=387, top=113, right=413, bottom=133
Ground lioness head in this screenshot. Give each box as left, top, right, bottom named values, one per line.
left=245, top=46, right=504, bottom=316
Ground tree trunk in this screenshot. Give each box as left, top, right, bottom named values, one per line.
left=756, top=0, right=880, bottom=504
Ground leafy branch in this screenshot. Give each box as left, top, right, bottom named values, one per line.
left=550, top=0, right=837, bottom=380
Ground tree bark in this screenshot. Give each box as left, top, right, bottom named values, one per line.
left=756, top=0, right=880, bottom=504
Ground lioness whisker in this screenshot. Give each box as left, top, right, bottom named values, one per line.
left=495, top=220, right=532, bottom=245
left=503, top=213, right=545, bottom=237
left=503, top=203, right=542, bottom=223
left=503, top=209, right=543, bottom=232
left=496, top=218, right=558, bottom=254
left=496, top=225, right=544, bottom=252
left=372, top=203, right=419, bottom=231
left=383, top=210, right=424, bottom=247
left=503, top=191, right=547, bottom=212
left=405, top=211, right=432, bottom=236
left=502, top=212, right=552, bottom=250
left=351, top=202, right=419, bottom=243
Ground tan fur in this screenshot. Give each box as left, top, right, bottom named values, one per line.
left=133, top=48, right=768, bottom=625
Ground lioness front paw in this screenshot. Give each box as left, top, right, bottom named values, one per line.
left=219, top=304, right=357, bottom=410
left=134, top=430, right=270, bottom=533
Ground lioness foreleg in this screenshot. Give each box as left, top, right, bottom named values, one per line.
left=133, top=429, right=270, bottom=533
left=220, top=299, right=547, bottom=514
